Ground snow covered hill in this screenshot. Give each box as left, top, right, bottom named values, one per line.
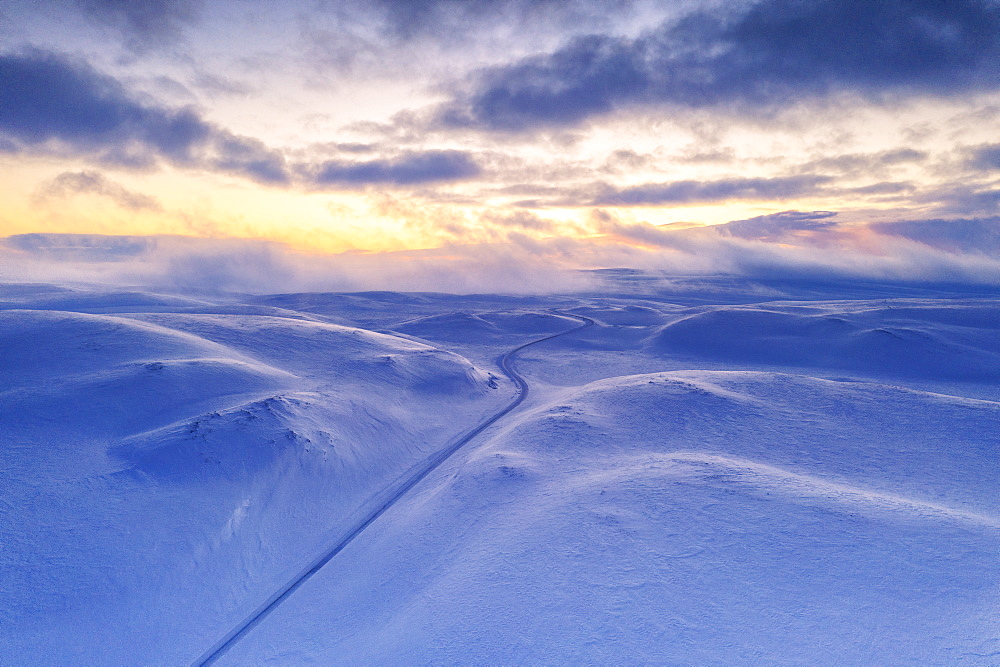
left=0, top=288, right=505, bottom=664
left=2, top=281, right=998, bottom=664
left=222, top=371, right=1000, bottom=665
left=647, top=300, right=1000, bottom=384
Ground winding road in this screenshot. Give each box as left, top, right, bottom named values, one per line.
left=194, top=311, right=594, bottom=666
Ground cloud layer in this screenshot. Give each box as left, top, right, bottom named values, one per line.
left=439, top=0, right=1000, bottom=131
left=0, top=50, right=289, bottom=183
left=311, top=150, right=481, bottom=187
left=0, top=49, right=490, bottom=191
left=4, top=211, right=1000, bottom=295
left=3, top=0, right=1000, bottom=272
left=593, top=176, right=833, bottom=206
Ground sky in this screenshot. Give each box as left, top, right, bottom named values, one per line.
left=2, top=0, right=1000, bottom=291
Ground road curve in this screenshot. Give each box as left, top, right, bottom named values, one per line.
left=194, top=311, right=594, bottom=666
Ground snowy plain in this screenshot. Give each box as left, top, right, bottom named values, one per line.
left=1, top=274, right=999, bottom=665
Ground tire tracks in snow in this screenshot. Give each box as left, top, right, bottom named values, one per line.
left=194, top=311, right=594, bottom=665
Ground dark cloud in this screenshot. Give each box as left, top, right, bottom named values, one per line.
left=309, top=150, right=481, bottom=187
left=0, top=49, right=490, bottom=191
left=439, top=0, right=1000, bottom=131
left=33, top=170, right=162, bottom=211
left=74, top=0, right=200, bottom=53
left=968, top=143, right=1000, bottom=171
left=211, top=134, right=290, bottom=185
left=0, top=49, right=290, bottom=184
left=592, top=175, right=831, bottom=206
left=1, top=50, right=155, bottom=148
left=438, top=32, right=647, bottom=130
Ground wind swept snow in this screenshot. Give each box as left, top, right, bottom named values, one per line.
left=220, top=371, right=1000, bottom=665
left=2, top=281, right=999, bottom=664
left=0, top=291, right=505, bottom=664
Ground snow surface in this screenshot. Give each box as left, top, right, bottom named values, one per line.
left=1, top=280, right=998, bottom=664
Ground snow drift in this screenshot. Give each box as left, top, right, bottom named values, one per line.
left=2, top=280, right=998, bottom=665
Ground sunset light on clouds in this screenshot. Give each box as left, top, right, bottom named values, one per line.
left=2, top=0, right=1000, bottom=290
